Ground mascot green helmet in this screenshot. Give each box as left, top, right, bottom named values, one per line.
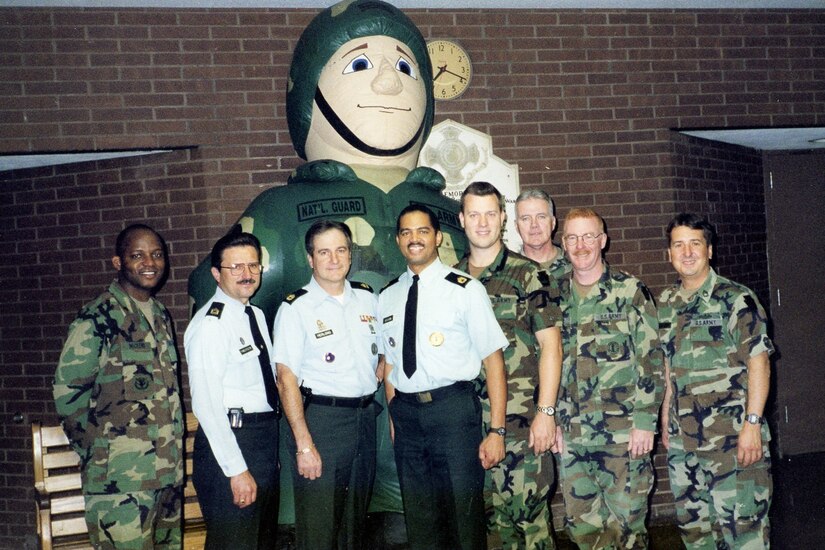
left=286, top=0, right=435, bottom=160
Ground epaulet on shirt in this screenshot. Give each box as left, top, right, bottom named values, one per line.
left=445, top=272, right=471, bottom=288
left=381, top=276, right=400, bottom=293
left=206, top=302, right=225, bottom=318
left=284, top=289, right=309, bottom=304
left=351, top=281, right=374, bottom=293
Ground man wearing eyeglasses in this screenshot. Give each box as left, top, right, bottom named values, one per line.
left=273, top=220, right=382, bottom=549
left=553, top=207, right=663, bottom=549
left=185, top=229, right=279, bottom=549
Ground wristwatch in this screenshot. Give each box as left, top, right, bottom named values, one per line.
left=745, top=413, right=763, bottom=425
left=487, top=427, right=506, bottom=436
left=536, top=405, right=556, bottom=417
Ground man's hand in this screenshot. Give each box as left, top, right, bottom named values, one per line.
left=479, top=433, right=505, bottom=470
left=554, top=425, right=565, bottom=454
left=628, top=428, right=655, bottom=459
left=296, top=445, right=323, bottom=480
left=737, top=422, right=764, bottom=467
left=230, top=470, right=257, bottom=508
left=529, top=414, right=556, bottom=455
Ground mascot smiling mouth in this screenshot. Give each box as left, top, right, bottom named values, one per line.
left=315, top=87, right=424, bottom=157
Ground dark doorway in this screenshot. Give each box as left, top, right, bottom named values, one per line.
left=764, top=151, right=825, bottom=457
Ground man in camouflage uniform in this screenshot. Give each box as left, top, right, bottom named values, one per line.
left=54, top=224, right=183, bottom=549
left=554, top=207, right=663, bottom=549
left=456, top=182, right=563, bottom=549
left=659, top=213, right=774, bottom=549
left=515, top=189, right=571, bottom=281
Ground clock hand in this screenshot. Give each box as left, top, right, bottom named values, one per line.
left=443, top=68, right=466, bottom=82
left=434, top=65, right=447, bottom=81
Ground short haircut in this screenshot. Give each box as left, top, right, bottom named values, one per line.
left=515, top=188, right=555, bottom=217
left=115, top=224, right=164, bottom=258
left=305, top=219, right=353, bottom=254
left=210, top=226, right=262, bottom=269
left=564, top=207, right=605, bottom=233
left=666, top=212, right=715, bottom=246
left=460, top=181, right=505, bottom=212
left=396, top=203, right=440, bottom=234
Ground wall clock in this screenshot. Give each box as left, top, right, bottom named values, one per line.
left=427, top=39, right=472, bottom=100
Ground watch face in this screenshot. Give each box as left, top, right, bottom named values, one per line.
left=428, top=40, right=472, bottom=100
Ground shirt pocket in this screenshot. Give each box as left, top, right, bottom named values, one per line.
left=231, top=341, right=266, bottom=387
left=121, top=344, right=159, bottom=402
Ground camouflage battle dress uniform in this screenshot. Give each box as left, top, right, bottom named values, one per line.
left=456, top=247, right=561, bottom=550
left=659, top=268, right=774, bottom=549
left=54, top=280, right=184, bottom=549
left=537, top=243, right=572, bottom=282
left=555, top=263, right=663, bottom=549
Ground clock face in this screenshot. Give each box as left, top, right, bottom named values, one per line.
left=428, top=40, right=472, bottom=100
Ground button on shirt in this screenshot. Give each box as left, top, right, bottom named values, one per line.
left=272, top=277, right=381, bottom=398
left=185, top=287, right=275, bottom=477
left=379, top=259, right=508, bottom=393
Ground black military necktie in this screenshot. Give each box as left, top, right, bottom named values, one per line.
left=402, top=275, right=419, bottom=378
left=245, top=306, right=278, bottom=410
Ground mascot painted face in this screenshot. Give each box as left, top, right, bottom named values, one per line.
left=286, top=0, right=434, bottom=168
left=187, top=0, right=464, bottom=523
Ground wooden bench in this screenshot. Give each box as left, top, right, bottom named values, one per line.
left=32, top=413, right=206, bottom=550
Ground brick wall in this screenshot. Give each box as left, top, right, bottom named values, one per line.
left=2, top=6, right=823, bottom=547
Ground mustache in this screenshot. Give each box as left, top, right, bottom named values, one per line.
left=238, top=278, right=256, bottom=285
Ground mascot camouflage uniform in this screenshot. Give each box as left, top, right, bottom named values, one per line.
left=188, top=0, right=466, bottom=521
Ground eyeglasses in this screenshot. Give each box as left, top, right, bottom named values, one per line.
left=219, top=263, right=262, bottom=275
left=562, top=233, right=603, bottom=246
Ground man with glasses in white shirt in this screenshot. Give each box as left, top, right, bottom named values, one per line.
left=185, top=229, right=279, bottom=549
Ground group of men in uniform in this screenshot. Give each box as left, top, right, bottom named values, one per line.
left=52, top=192, right=775, bottom=550
left=50, top=0, right=775, bottom=548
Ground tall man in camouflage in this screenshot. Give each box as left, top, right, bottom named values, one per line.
left=515, top=189, right=571, bottom=281
left=54, top=224, right=183, bottom=549
left=659, top=213, right=774, bottom=549
left=554, top=208, right=663, bottom=549
left=455, top=182, right=563, bottom=550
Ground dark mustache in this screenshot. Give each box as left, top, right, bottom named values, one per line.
left=238, top=278, right=256, bottom=285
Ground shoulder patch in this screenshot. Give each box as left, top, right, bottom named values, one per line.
left=284, top=288, right=309, bottom=304
left=446, top=272, right=471, bottom=287
left=351, top=281, right=374, bottom=293
left=206, top=302, right=224, bottom=318
left=380, top=277, right=400, bottom=293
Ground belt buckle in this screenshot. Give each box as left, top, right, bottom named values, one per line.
left=417, top=391, right=433, bottom=404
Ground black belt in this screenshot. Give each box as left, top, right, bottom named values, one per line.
left=394, top=381, right=474, bottom=404
left=310, top=394, right=375, bottom=408
left=227, top=411, right=278, bottom=424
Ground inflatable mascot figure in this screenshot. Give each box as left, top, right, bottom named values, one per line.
left=188, top=0, right=466, bottom=527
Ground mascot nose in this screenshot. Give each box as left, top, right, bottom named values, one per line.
left=371, top=58, right=403, bottom=95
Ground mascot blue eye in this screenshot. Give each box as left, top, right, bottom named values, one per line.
left=342, top=54, right=374, bottom=74
left=395, top=58, right=417, bottom=79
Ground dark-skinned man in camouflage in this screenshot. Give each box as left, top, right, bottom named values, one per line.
left=456, top=182, right=563, bottom=550
left=659, top=213, right=774, bottom=550
left=54, top=224, right=183, bottom=549
left=553, top=207, right=663, bottom=549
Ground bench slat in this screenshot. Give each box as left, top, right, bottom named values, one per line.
left=34, top=412, right=205, bottom=549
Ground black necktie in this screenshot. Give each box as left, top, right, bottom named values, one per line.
left=403, top=275, right=419, bottom=378
left=245, top=306, right=278, bottom=411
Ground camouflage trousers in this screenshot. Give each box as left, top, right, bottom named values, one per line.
left=558, top=441, right=652, bottom=550
left=668, top=443, right=772, bottom=550
left=84, top=486, right=182, bottom=549
left=486, top=432, right=556, bottom=550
